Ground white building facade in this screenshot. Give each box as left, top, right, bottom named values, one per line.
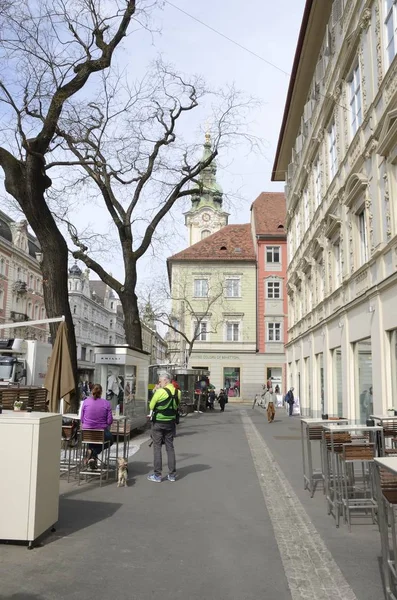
left=272, top=0, right=397, bottom=420
left=68, top=264, right=167, bottom=380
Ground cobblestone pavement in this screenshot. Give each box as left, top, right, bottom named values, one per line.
left=242, top=410, right=358, bottom=600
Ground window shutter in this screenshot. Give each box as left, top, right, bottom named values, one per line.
left=295, top=134, right=303, bottom=154
left=315, top=57, right=325, bottom=84
left=324, top=24, right=332, bottom=57
left=303, top=99, right=313, bottom=123
left=332, top=0, right=343, bottom=27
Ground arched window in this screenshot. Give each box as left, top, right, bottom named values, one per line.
left=75, top=280, right=78, bottom=291
left=28, top=302, right=32, bottom=318
left=110, top=319, right=113, bottom=329
left=68, top=280, right=72, bottom=290
left=29, top=274, right=33, bottom=289
left=34, top=304, right=39, bottom=318
left=73, top=305, right=77, bottom=315
left=41, top=307, right=45, bottom=318
left=0, top=258, right=4, bottom=276
left=201, top=229, right=211, bottom=240
left=109, top=336, right=113, bottom=344
left=17, top=267, right=21, bottom=281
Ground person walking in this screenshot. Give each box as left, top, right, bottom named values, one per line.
left=266, top=387, right=276, bottom=423
left=285, top=387, right=295, bottom=416
left=147, top=372, right=180, bottom=483
left=208, top=389, right=216, bottom=410
left=218, top=388, right=227, bottom=412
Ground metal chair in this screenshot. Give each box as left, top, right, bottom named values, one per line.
left=378, top=468, right=397, bottom=599
left=78, top=429, right=111, bottom=486
left=339, top=443, right=376, bottom=531
left=60, top=425, right=80, bottom=482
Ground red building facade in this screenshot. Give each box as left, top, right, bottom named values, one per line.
left=251, top=192, right=287, bottom=391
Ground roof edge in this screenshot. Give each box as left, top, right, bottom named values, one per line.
left=271, top=0, right=314, bottom=181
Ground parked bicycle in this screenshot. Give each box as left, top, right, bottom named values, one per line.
left=178, top=390, right=193, bottom=417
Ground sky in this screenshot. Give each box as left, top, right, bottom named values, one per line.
left=0, top=0, right=306, bottom=289
left=128, top=0, right=306, bottom=285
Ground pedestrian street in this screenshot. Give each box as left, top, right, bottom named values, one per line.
left=0, top=406, right=384, bottom=600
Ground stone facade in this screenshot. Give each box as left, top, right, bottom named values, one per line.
left=0, top=211, right=47, bottom=341
left=68, top=264, right=167, bottom=380
left=272, top=0, right=397, bottom=420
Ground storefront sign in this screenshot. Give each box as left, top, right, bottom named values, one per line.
left=193, top=354, right=239, bottom=361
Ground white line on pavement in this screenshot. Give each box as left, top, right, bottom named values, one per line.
left=241, top=410, right=358, bottom=600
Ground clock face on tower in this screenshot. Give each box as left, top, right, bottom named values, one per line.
left=202, top=213, right=210, bottom=222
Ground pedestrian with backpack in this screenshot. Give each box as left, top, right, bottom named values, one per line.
left=147, top=372, right=180, bottom=483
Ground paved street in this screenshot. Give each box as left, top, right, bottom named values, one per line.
left=0, top=407, right=384, bottom=600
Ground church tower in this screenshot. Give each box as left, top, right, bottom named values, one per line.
left=184, top=133, right=229, bottom=246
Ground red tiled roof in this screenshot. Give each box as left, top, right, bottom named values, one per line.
left=251, top=192, right=286, bottom=236
left=168, top=224, right=255, bottom=262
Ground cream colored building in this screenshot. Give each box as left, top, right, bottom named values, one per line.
left=167, top=224, right=266, bottom=400
left=272, top=0, right=397, bottom=420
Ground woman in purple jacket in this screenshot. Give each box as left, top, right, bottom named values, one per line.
left=81, top=384, right=113, bottom=468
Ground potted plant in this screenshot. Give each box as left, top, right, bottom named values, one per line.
left=387, top=407, right=395, bottom=417
left=13, top=400, right=23, bottom=411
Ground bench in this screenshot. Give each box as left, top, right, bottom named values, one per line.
left=0, top=387, right=49, bottom=411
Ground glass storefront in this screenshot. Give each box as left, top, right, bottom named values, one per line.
left=304, top=357, right=311, bottom=415
left=317, top=353, right=324, bottom=415
left=334, top=348, right=343, bottom=416
left=390, top=330, right=397, bottom=406
left=357, top=339, right=373, bottom=422
left=223, top=367, right=240, bottom=398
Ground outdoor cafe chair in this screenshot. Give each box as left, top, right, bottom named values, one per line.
left=78, top=429, right=111, bottom=487
left=60, top=425, right=80, bottom=482
left=339, top=443, right=377, bottom=531
left=378, top=467, right=397, bottom=598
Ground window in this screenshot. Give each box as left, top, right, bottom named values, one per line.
left=81, top=347, right=86, bottom=361
left=295, top=210, right=301, bottom=247
left=110, top=302, right=114, bottom=310
left=195, top=320, right=208, bottom=341
left=194, top=279, right=208, bottom=297
left=349, top=63, right=362, bottom=136
left=0, top=289, right=3, bottom=309
left=225, top=278, right=240, bottom=298
left=110, top=319, right=113, bottom=329
left=266, top=246, right=281, bottom=263
left=29, top=274, right=33, bottom=289
left=267, top=280, right=281, bottom=299
left=385, top=0, right=397, bottom=68
left=333, top=240, right=342, bottom=287
left=34, top=304, right=39, bottom=318
left=109, top=336, right=113, bottom=345
left=201, top=229, right=211, bottom=240
left=358, top=210, right=369, bottom=265
left=329, top=121, right=338, bottom=180
left=0, top=258, right=4, bottom=276
left=267, top=322, right=282, bottom=342
left=303, top=189, right=310, bottom=230
left=314, top=160, right=322, bottom=208
left=226, top=322, right=240, bottom=342
left=27, top=302, right=32, bottom=318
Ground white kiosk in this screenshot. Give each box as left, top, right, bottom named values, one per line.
left=94, top=345, right=150, bottom=428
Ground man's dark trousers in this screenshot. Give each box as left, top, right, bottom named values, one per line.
left=289, top=402, right=294, bottom=416
left=152, top=421, right=176, bottom=477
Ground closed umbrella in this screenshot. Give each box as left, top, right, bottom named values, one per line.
left=44, top=321, right=75, bottom=413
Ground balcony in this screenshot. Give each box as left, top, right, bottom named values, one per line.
left=10, top=311, right=29, bottom=322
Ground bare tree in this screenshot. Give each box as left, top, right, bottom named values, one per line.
left=52, top=62, right=255, bottom=348
left=0, top=0, right=139, bottom=396
left=140, top=273, right=226, bottom=367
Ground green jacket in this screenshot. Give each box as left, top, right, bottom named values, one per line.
left=150, top=384, right=181, bottom=422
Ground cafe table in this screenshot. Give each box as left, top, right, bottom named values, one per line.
left=374, top=457, right=397, bottom=600
left=300, top=417, right=348, bottom=497
left=322, top=424, right=384, bottom=527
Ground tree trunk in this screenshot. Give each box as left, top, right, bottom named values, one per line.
left=120, top=289, right=143, bottom=349
left=0, top=152, right=79, bottom=409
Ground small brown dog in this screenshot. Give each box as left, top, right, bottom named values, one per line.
left=117, top=457, right=128, bottom=487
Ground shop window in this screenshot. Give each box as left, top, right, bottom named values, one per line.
left=334, top=348, right=343, bottom=416
left=356, top=339, right=373, bottom=422
left=223, top=367, right=240, bottom=398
